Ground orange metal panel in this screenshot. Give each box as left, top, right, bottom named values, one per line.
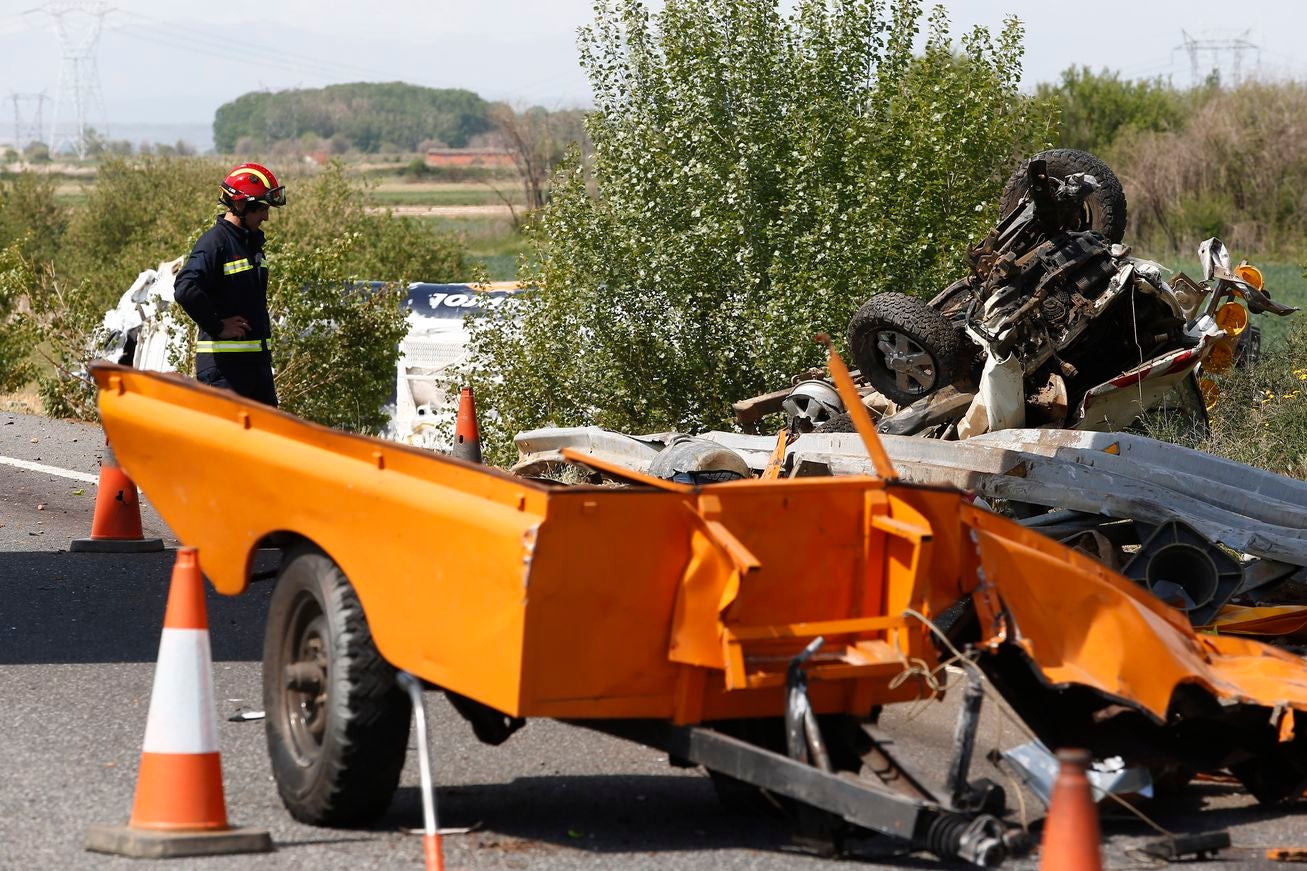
left=92, top=367, right=942, bottom=722
left=92, top=362, right=1307, bottom=738
left=1208, top=605, right=1307, bottom=637
left=961, top=505, right=1307, bottom=721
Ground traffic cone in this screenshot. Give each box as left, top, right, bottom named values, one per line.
left=1038, top=748, right=1103, bottom=871
left=85, top=548, right=272, bottom=858
left=69, top=440, right=164, bottom=553
left=452, top=386, right=482, bottom=464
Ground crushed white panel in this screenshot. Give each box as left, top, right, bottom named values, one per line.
left=388, top=283, right=524, bottom=451
left=1001, top=740, right=1153, bottom=806
left=98, top=256, right=187, bottom=373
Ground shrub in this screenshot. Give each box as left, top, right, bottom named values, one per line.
left=465, top=0, right=1053, bottom=463
left=0, top=247, right=107, bottom=419
left=267, top=243, right=410, bottom=433
left=57, top=155, right=221, bottom=313
left=1115, top=80, right=1307, bottom=256
left=0, top=171, right=68, bottom=266
left=1036, top=66, right=1187, bottom=158
left=0, top=244, right=38, bottom=393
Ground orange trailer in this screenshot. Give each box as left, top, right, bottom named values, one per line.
left=91, top=359, right=1307, bottom=867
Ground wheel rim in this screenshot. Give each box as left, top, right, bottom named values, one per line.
left=876, top=330, right=936, bottom=394
left=279, top=592, right=330, bottom=765
left=1072, top=200, right=1094, bottom=232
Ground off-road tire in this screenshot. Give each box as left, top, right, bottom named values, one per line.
left=1000, top=149, right=1128, bottom=243
left=815, top=411, right=858, bottom=434
left=264, top=545, right=411, bottom=826
left=1235, top=323, right=1262, bottom=368
left=847, top=292, right=959, bottom=406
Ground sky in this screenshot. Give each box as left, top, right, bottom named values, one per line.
left=0, top=0, right=1303, bottom=150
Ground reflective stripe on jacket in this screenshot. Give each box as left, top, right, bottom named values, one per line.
left=195, top=339, right=271, bottom=353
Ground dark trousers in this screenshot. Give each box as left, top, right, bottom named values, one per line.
left=197, top=355, right=278, bottom=407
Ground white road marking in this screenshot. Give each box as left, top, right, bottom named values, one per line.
left=0, top=455, right=98, bottom=485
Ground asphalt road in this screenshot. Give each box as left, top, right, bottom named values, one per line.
left=1, top=410, right=1303, bottom=870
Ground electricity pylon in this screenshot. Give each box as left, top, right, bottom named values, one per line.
left=1176, top=29, right=1260, bottom=87
left=27, top=1, right=110, bottom=158
left=10, top=92, right=49, bottom=151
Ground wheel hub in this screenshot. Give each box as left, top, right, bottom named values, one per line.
left=876, top=330, right=936, bottom=393
left=281, top=603, right=331, bottom=760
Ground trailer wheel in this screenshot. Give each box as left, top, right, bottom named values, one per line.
left=263, top=545, right=411, bottom=826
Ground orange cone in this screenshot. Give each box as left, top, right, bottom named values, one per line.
left=452, top=386, right=482, bottom=464
left=85, top=548, right=272, bottom=858
left=1038, top=748, right=1103, bottom=871
left=70, top=441, right=164, bottom=553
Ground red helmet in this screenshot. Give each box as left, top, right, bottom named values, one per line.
left=220, top=163, right=286, bottom=209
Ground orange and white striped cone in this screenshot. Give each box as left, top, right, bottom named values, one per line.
left=70, top=440, right=164, bottom=553
left=85, top=548, right=272, bottom=858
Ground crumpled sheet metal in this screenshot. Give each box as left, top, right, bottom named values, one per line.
left=966, top=505, right=1307, bottom=722
left=707, top=428, right=1307, bottom=568
left=1207, top=605, right=1307, bottom=637
left=514, top=426, right=1307, bottom=570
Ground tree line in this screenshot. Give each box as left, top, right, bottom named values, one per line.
left=213, top=82, right=494, bottom=153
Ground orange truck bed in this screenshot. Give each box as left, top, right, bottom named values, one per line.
left=92, top=362, right=1307, bottom=805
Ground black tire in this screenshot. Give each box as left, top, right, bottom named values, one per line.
left=926, top=276, right=977, bottom=323
left=847, top=291, right=959, bottom=406
left=1000, top=148, right=1128, bottom=243
left=1234, top=323, right=1262, bottom=368
left=815, top=411, right=857, bottom=433
left=264, top=545, right=411, bottom=826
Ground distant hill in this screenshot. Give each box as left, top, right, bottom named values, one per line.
left=213, top=82, right=492, bottom=153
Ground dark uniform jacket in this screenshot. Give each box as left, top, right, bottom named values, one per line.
left=174, top=217, right=277, bottom=405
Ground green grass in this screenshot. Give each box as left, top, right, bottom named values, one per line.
left=369, top=187, right=523, bottom=207
left=422, top=215, right=528, bottom=281
left=473, top=254, right=522, bottom=281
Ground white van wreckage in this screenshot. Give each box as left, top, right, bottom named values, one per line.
left=97, top=262, right=521, bottom=448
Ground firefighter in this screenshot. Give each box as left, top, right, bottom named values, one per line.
left=174, top=162, right=286, bottom=406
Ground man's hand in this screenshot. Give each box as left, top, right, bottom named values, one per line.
left=218, top=316, right=250, bottom=339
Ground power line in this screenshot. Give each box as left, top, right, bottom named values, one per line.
left=106, top=13, right=421, bottom=85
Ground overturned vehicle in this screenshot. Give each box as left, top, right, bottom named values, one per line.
left=741, top=150, right=1295, bottom=440
left=517, top=154, right=1305, bottom=638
